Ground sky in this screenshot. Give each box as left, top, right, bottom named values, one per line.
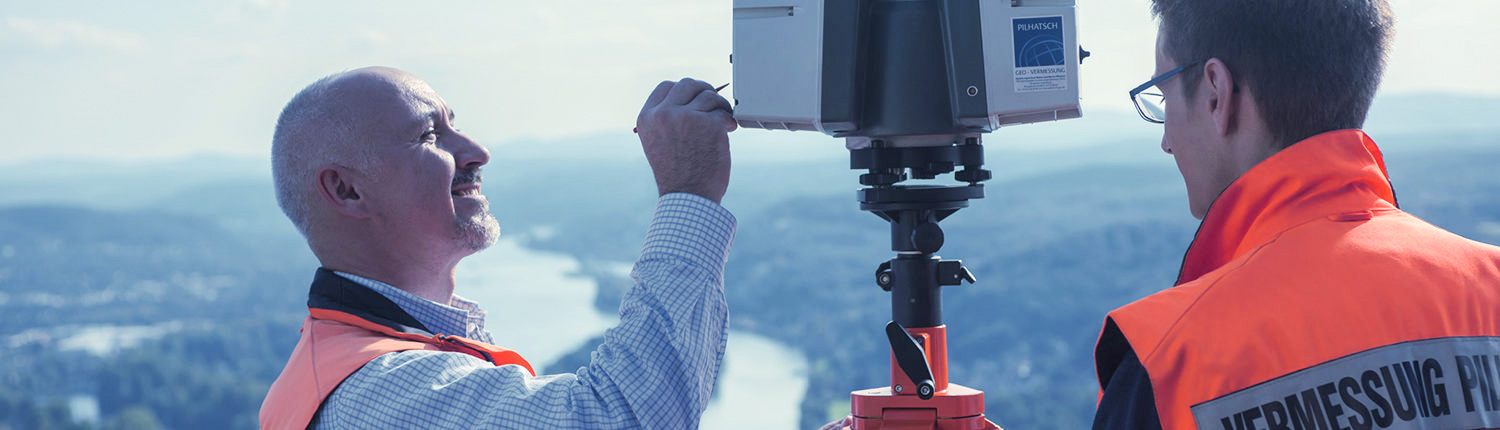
left=1, top=0, right=1497, bottom=164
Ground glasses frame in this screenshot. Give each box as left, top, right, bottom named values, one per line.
left=1129, top=60, right=1201, bottom=124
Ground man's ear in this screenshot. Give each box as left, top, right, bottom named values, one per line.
left=316, top=165, right=372, bottom=219
left=1201, top=58, right=1238, bottom=137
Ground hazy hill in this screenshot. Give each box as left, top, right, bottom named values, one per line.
left=0, top=94, right=1496, bottom=429
left=486, top=129, right=1500, bottom=428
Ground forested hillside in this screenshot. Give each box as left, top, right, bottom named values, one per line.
left=1, top=129, right=1496, bottom=429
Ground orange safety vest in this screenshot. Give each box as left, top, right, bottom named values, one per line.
left=1094, top=130, right=1500, bottom=429
left=259, top=269, right=534, bottom=430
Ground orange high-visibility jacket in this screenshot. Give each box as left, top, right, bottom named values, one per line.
left=259, top=269, right=534, bottom=430
left=1094, top=130, right=1500, bottom=429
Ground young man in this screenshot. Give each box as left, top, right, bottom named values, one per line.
left=259, top=67, right=738, bottom=429
left=1094, top=1, right=1500, bottom=429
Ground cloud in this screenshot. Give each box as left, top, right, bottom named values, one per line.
left=5, top=17, right=147, bottom=53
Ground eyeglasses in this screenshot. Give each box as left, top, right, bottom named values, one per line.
left=1129, top=60, right=1201, bottom=124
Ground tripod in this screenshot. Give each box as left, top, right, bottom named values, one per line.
left=845, top=136, right=1001, bottom=430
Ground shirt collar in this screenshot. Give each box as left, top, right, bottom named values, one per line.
left=333, top=271, right=490, bottom=341
left=1177, top=129, right=1398, bottom=285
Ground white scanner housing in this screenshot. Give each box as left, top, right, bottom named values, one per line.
left=732, top=0, right=1082, bottom=140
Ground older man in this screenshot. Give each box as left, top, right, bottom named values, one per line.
left=259, top=67, right=737, bottom=429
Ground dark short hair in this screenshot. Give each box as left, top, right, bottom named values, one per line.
left=1152, top=0, right=1394, bottom=147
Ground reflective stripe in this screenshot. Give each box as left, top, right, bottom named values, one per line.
left=1192, top=337, right=1500, bottom=430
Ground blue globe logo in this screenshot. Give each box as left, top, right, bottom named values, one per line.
left=1017, top=36, right=1066, bottom=68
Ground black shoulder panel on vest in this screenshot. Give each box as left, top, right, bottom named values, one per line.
left=306, top=268, right=434, bottom=336
left=1095, top=317, right=1130, bottom=389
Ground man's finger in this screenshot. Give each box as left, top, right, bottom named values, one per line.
left=686, top=89, right=733, bottom=113
left=643, top=80, right=675, bottom=109
left=665, top=78, right=711, bottom=106
left=713, top=110, right=738, bottom=132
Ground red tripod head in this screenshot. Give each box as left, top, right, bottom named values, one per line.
left=848, top=323, right=999, bottom=430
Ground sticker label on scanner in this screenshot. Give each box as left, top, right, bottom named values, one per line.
left=1012, top=16, right=1068, bottom=93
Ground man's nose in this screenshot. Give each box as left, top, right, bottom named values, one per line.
left=451, top=132, right=490, bottom=169
left=1160, top=136, right=1173, bottom=155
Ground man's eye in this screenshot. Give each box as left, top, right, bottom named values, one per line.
left=421, top=129, right=438, bottom=142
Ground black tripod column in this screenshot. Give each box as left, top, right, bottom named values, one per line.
left=857, top=143, right=983, bottom=400
left=886, top=208, right=948, bottom=328
left=890, top=254, right=942, bottom=328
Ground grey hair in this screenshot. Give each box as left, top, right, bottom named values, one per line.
left=271, top=72, right=371, bottom=238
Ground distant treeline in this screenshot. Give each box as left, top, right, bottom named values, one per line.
left=1, top=132, right=1495, bottom=429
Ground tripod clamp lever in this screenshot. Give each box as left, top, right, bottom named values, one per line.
left=875, top=261, right=894, bottom=291
left=875, top=259, right=974, bottom=291
left=885, top=321, right=936, bottom=400
left=937, top=260, right=977, bottom=286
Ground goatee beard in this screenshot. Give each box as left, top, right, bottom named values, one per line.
left=457, top=205, right=500, bottom=251
left=452, top=166, right=498, bottom=250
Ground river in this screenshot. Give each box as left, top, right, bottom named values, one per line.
left=457, top=238, right=809, bottom=429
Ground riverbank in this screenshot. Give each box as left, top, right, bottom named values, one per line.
left=457, top=238, right=809, bottom=429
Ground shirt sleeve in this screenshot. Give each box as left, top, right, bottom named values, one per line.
left=312, top=193, right=736, bottom=430
left=1091, top=347, right=1163, bottom=430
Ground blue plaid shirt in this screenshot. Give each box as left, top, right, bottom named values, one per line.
left=332, top=271, right=497, bottom=345
left=311, top=193, right=736, bottom=429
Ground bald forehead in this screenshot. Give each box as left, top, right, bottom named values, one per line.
left=320, top=67, right=448, bottom=141
left=325, top=69, right=427, bottom=106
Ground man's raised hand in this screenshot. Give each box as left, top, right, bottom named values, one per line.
left=636, top=78, right=736, bottom=204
